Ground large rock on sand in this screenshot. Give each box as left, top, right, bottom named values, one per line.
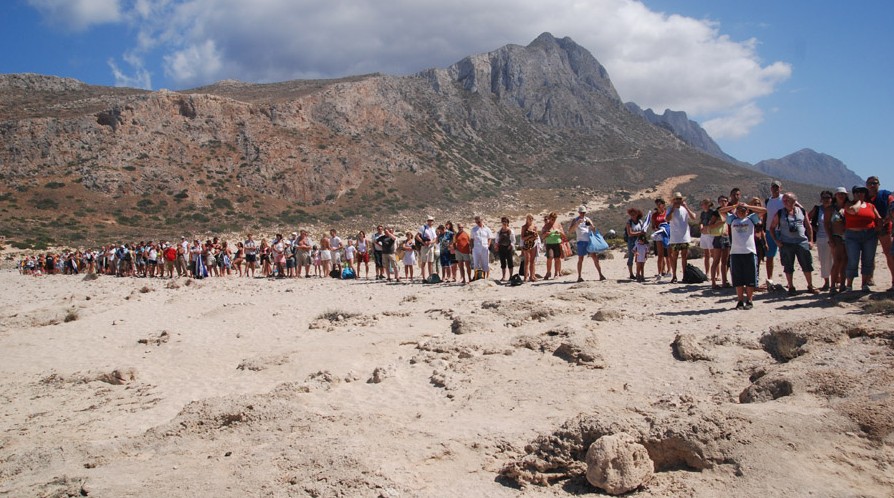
left=585, top=432, right=654, bottom=494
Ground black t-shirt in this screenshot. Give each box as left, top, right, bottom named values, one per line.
left=377, top=234, right=396, bottom=254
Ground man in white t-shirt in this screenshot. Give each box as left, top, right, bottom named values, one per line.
left=721, top=202, right=768, bottom=309
left=328, top=229, right=343, bottom=272
left=665, top=192, right=696, bottom=283
left=764, top=180, right=785, bottom=287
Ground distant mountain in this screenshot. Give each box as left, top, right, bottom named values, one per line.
left=752, top=149, right=864, bottom=189
left=625, top=103, right=741, bottom=165
left=625, top=103, right=863, bottom=189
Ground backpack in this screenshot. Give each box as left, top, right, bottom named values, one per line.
left=509, top=274, right=523, bottom=286
left=497, top=228, right=512, bottom=248
left=341, top=267, right=356, bottom=280
left=329, top=269, right=340, bottom=278
left=471, top=269, right=486, bottom=281
left=681, top=263, right=708, bottom=284
left=423, top=273, right=442, bottom=284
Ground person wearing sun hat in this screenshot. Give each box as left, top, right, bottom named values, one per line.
left=719, top=200, right=768, bottom=309
left=569, top=205, right=606, bottom=282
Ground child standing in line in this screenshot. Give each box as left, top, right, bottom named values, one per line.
left=635, top=235, right=650, bottom=282
left=402, top=232, right=417, bottom=281
left=344, top=239, right=356, bottom=271
left=312, top=245, right=322, bottom=277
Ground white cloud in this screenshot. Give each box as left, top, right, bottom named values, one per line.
left=108, top=52, right=152, bottom=89
left=28, top=0, right=121, bottom=31
left=702, top=103, right=765, bottom=139
left=38, top=0, right=793, bottom=137
left=162, top=40, right=223, bottom=85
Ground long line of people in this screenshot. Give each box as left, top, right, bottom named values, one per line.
left=16, top=176, right=894, bottom=304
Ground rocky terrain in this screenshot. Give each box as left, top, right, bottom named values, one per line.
left=0, top=33, right=807, bottom=249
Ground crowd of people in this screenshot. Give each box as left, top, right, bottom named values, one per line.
left=16, top=176, right=894, bottom=309
left=622, top=176, right=894, bottom=308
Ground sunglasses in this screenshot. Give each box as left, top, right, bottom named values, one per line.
left=868, top=181, right=880, bottom=186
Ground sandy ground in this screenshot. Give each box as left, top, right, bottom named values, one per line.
left=1, top=246, right=893, bottom=497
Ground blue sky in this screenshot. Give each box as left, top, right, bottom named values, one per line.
left=1, top=0, right=890, bottom=183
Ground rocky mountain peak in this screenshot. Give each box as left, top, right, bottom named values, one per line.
left=419, top=33, right=621, bottom=129
left=625, top=102, right=739, bottom=164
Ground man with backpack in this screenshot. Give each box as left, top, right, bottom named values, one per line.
left=764, top=180, right=785, bottom=288
left=769, top=192, right=819, bottom=295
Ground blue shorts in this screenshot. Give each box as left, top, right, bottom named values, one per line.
left=440, top=253, right=453, bottom=268
left=766, top=235, right=778, bottom=258
left=576, top=240, right=589, bottom=256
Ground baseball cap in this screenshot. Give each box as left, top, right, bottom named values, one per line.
left=771, top=180, right=782, bottom=187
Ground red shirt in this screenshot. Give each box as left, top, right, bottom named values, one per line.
left=845, top=203, right=877, bottom=230
left=454, top=231, right=471, bottom=254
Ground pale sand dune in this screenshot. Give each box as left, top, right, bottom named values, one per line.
left=0, top=248, right=892, bottom=497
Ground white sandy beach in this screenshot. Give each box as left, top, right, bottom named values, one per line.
left=0, top=246, right=892, bottom=497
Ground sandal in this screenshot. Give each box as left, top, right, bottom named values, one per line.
left=806, top=286, right=820, bottom=295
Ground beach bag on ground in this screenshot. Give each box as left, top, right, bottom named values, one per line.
left=341, top=267, right=356, bottom=280
left=509, top=274, right=523, bottom=286
left=682, top=263, right=708, bottom=284
left=329, top=269, right=340, bottom=278
left=471, top=269, right=486, bottom=281
left=423, top=273, right=442, bottom=284
left=587, top=229, right=609, bottom=254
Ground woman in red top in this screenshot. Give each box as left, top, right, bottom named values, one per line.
left=844, top=186, right=882, bottom=292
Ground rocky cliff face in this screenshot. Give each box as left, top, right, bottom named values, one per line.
left=625, top=103, right=741, bottom=165
left=0, top=33, right=767, bottom=245
left=751, top=149, right=864, bottom=189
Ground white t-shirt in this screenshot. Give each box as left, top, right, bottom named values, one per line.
left=244, top=239, right=257, bottom=255
left=667, top=206, right=692, bottom=244
left=766, top=195, right=784, bottom=224
left=344, top=245, right=356, bottom=261
left=471, top=225, right=494, bottom=250
left=728, top=213, right=760, bottom=254
left=573, top=216, right=592, bottom=240
left=329, top=236, right=342, bottom=251
left=419, top=224, right=437, bottom=244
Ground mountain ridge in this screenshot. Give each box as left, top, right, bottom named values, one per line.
left=0, top=33, right=804, bottom=247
